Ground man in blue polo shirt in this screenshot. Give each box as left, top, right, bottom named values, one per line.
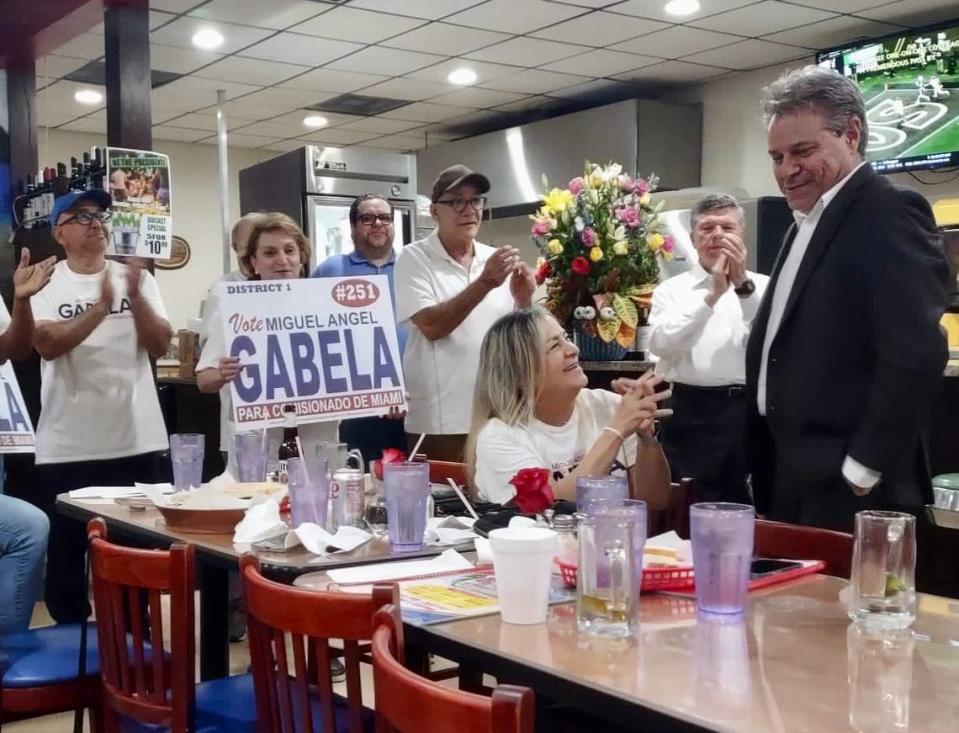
left=312, top=193, right=407, bottom=465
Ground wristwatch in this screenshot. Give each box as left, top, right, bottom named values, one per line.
left=734, top=278, right=755, bottom=298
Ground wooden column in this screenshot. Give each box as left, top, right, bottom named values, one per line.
left=5, top=60, right=38, bottom=197
left=104, top=0, right=151, bottom=149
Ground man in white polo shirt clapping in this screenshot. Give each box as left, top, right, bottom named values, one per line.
left=395, top=165, right=534, bottom=461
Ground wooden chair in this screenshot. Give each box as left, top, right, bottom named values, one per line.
left=754, top=519, right=853, bottom=579
left=87, top=518, right=254, bottom=733
left=371, top=604, right=534, bottom=733
left=427, top=460, right=467, bottom=488
left=648, top=478, right=697, bottom=539
left=240, top=554, right=398, bottom=733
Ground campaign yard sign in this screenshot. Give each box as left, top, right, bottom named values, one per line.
left=218, top=276, right=406, bottom=430
left=0, top=362, right=35, bottom=453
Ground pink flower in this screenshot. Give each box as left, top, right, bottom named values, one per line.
left=581, top=227, right=596, bottom=246
left=619, top=174, right=634, bottom=191
left=662, top=235, right=675, bottom=253
left=617, top=207, right=641, bottom=229
left=531, top=219, right=551, bottom=236
left=568, top=177, right=585, bottom=195
left=633, top=178, right=649, bottom=196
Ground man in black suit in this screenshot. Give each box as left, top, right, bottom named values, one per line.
left=746, top=66, right=949, bottom=531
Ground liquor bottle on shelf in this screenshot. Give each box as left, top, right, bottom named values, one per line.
left=277, top=405, right=299, bottom=483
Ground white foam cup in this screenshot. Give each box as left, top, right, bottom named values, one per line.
left=489, top=527, right=557, bottom=625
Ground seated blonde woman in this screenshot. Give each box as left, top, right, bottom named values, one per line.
left=466, top=307, right=672, bottom=508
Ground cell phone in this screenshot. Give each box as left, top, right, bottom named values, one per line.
left=750, top=558, right=803, bottom=579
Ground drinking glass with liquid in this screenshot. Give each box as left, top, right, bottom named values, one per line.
left=690, top=503, right=755, bottom=616
left=170, top=433, right=204, bottom=491
left=849, top=510, right=917, bottom=630
left=576, top=511, right=638, bottom=637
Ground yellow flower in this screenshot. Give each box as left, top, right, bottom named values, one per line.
left=647, top=232, right=664, bottom=251
left=639, top=192, right=652, bottom=206
left=613, top=240, right=629, bottom=256
left=589, top=246, right=604, bottom=262
left=588, top=171, right=604, bottom=189
left=547, top=238, right=564, bottom=255
left=541, top=188, right=574, bottom=216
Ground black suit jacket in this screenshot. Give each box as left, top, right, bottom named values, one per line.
left=745, top=164, right=948, bottom=525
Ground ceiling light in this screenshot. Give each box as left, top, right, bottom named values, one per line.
left=191, top=28, right=224, bottom=50
left=74, top=89, right=103, bottom=105
left=664, top=0, right=700, bottom=16
left=303, top=115, right=329, bottom=128
left=447, top=67, right=478, bottom=85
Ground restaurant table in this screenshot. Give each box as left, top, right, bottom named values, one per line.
left=297, top=571, right=959, bottom=733
left=56, top=493, right=472, bottom=681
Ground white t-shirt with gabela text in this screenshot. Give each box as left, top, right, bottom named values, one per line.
left=474, top=389, right=637, bottom=504
left=31, top=260, right=170, bottom=464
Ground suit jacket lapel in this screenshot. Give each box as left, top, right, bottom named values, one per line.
left=777, top=164, right=874, bottom=333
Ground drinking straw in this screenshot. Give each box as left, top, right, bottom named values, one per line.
left=447, top=477, right=480, bottom=520
left=410, top=433, right=426, bottom=459
left=294, top=436, right=310, bottom=482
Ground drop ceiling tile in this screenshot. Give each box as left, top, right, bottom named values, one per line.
left=248, top=109, right=365, bottom=129
left=480, top=68, right=592, bottom=94
left=689, top=1, right=838, bottom=36
left=413, top=124, right=460, bottom=141
left=213, top=88, right=338, bottom=118
left=161, top=112, right=255, bottom=131
left=325, top=47, right=447, bottom=76
left=546, top=77, right=633, bottom=99
left=613, top=26, right=743, bottom=58
left=445, top=0, right=588, bottom=35
left=264, top=139, right=313, bottom=153
left=788, top=0, right=903, bottom=11
left=52, top=33, right=104, bottom=60
left=59, top=116, right=107, bottom=134
left=233, top=118, right=318, bottom=138
left=152, top=0, right=207, bottom=12
left=359, top=133, right=428, bottom=151
left=337, top=116, right=425, bottom=134
left=381, top=23, right=510, bottom=56
left=531, top=11, right=669, bottom=46
left=613, top=59, right=731, bottom=83
left=151, top=76, right=262, bottom=114
left=546, top=49, right=661, bottom=76
left=293, top=6, right=425, bottom=44
left=150, top=17, right=275, bottom=54
left=608, top=0, right=755, bottom=22
left=406, top=58, right=520, bottom=85
left=490, top=94, right=561, bottom=112
left=547, top=0, right=623, bottom=7
left=348, top=0, right=489, bottom=20
left=188, top=0, right=326, bottom=30
left=426, top=87, right=529, bottom=108
left=465, top=36, right=589, bottom=66
left=763, top=16, right=906, bottom=50
left=36, top=55, right=90, bottom=79
left=196, top=56, right=311, bottom=86
left=683, top=39, right=812, bottom=70
left=149, top=44, right=224, bottom=75
left=380, top=101, right=471, bottom=122
left=36, top=80, right=107, bottom=120
left=153, top=125, right=211, bottom=143
left=356, top=77, right=455, bottom=102
left=854, top=0, right=959, bottom=27
left=236, top=32, right=362, bottom=67
left=203, top=132, right=283, bottom=148
left=278, top=69, right=389, bottom=94
left=299, top=128, right=379, bottom=145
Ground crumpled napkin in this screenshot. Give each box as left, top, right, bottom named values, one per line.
left=425, top=516, right=477, bottom=546
left=137, top=471, right=250, bottom=510
left=232, top=498, right=372, bottom=556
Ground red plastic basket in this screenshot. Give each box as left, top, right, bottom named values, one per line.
left=556, top=559, right=695, bottom=593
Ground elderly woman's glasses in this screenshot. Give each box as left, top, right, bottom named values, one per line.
left=59, top=210, right=112, bottom=226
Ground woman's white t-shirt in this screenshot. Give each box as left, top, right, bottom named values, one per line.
left=197, top=293, right=338, bottom=476
left=474, top=389, right=638, bottom=504
left=30, top=260, right=170, bottom=464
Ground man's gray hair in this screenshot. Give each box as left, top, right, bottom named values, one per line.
left=690, top=193, right=744, bottom=231
left=761, top=65, right=868, bottom=156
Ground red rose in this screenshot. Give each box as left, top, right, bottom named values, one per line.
left=372, top=447, right=406, bottom=480
left=508, top=468, right=555, bottom=513
left=535, top=260, right=551, bottom=285
left=571, top=256, right=590, bottom=276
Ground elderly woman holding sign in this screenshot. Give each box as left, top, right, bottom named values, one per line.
left=197, top=212, right=339, bottom=478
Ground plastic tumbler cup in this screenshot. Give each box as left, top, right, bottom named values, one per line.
left=287, top=457, right=329, bottom=528
left=575, top=475, right=628, bottom=510
left=234, top=430, right=268, bottom=482
left=170, top=433, right=204, bottom=491
left=690, top=502, right=755, bottom=616
left=383, top=462, right=430, bottom=550
left=489, top=526, right=557, bottom=625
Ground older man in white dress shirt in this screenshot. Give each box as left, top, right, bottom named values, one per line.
left=648, top=193, right=769, bottom=504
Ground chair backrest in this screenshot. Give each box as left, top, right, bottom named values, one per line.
left=87, top=518, right=195, bottom=732
left=371, top=605, right=535, bottom=733
left=427, top=460, right=467, bottom=487
left=239, top=554, right=398, bottom=733
left=648, top=478, right=697, bottom=539
left=754, top=519, right=853, bottom=579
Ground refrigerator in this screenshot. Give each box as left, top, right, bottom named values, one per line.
left=239, top=146, right=417, bottom=270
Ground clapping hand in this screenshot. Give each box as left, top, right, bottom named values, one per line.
left=125, top=259, right=147, bottom=301
left=12, top=250, right=56, bottom=300
left=509, top=262, right=535, bottom=307
left=481, top=246, right=521, bottom=288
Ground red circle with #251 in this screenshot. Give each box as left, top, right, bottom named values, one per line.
left=331, top=279, right=380, bottom=307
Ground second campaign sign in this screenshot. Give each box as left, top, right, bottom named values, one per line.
left=218, top=276, right=406, bottom=430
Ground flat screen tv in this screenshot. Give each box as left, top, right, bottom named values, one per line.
left=816, top=20, right=959, bottom=174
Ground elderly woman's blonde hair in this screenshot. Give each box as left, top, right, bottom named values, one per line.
left=240, top=212, right=312, bottom=279
left=465, top=306, right=551, bottom=490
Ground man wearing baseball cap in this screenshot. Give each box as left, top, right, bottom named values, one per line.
left=395, top=164, right=535, bottom=461
left=29, top=190, right=172, bottom=622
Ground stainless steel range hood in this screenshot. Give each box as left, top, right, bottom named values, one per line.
left=416, top=98, right=703, bottom=211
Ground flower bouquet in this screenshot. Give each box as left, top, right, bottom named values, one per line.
left=531, top=162, right=674, bottom=352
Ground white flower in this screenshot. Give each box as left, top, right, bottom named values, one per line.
left=601, top=163, right=622, bottom=182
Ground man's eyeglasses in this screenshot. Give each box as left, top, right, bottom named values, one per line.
left=434, top=196, right=487, bottom=213
left=59, top=210, right=112, bottom=227
left=356, top=213, right=394, bottom=226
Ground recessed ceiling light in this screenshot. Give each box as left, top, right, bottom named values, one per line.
left=74, top=89, right=103, bottom=105
left=664, top=0, right=700, bottom=16
left=303, top=115, right=329, bottom=128
left=447, top=67, right=478, bottom=85
left=191, top=28, right=224, bottom=50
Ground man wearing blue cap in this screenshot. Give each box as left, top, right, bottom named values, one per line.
left=29, top=190, right=172, bottom=622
